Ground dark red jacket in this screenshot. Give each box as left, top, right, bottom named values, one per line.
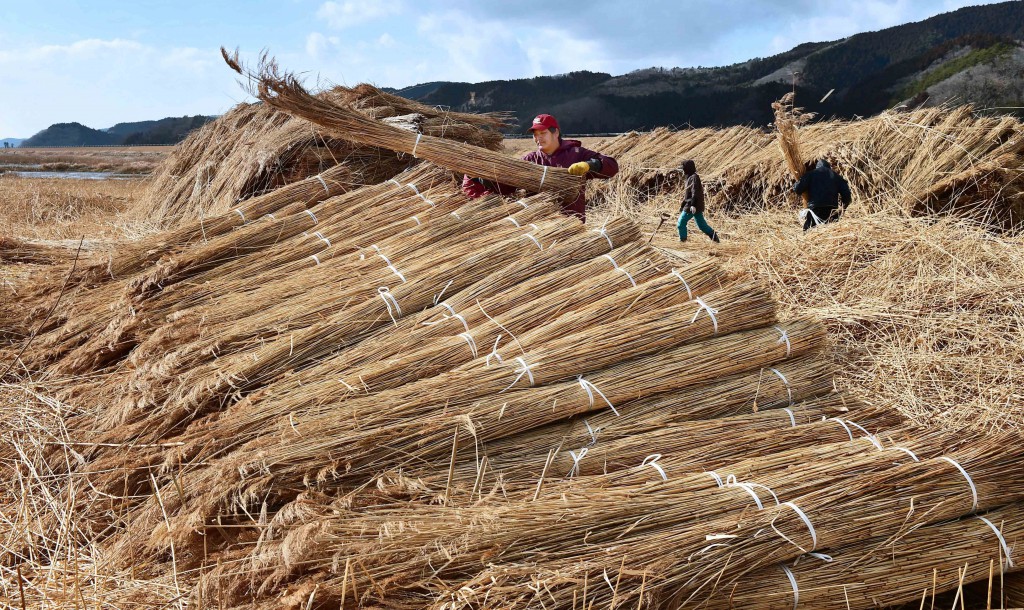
left=462, top=139, right=618, bottom=221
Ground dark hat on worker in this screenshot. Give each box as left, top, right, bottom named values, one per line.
left=527, top=114, right=559, bottom=132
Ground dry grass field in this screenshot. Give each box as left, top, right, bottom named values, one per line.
left=0, top=145, right=170, bottom=174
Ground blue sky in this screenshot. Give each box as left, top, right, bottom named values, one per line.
left=0, top=0, right=1005, bottom=138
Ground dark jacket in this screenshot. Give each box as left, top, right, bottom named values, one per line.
left=462, top=139, right=618, bottom=221
left=679, top=159, right=705, bottom=215
left=793, top=160, right=852, bottom=212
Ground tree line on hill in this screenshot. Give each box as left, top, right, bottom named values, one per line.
left=399, top=1, right=1024, bottom=133
left=19, top=115, right=216, bottom=147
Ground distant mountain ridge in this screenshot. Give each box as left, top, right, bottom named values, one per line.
left=20, top=115, right=217, bottom=147
left=390, top=1, right=1024, bottom=132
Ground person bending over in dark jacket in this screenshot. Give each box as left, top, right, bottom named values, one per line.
left=675, top=159, right=719, bottom=243
left=462, top=114, right=618, bottom=222
left=793, top=159, right=852, bottom=231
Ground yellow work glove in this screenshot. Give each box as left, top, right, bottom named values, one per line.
left=568, top=161, right=591, bottom=176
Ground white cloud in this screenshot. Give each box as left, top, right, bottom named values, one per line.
left=0, top=38, right=146, bottom=63
left=316, top=0, right=403, bottom=29
left=377, top=33, right=396, bottom=48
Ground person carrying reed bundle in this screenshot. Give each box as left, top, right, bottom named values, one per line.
left=674, top=159, right=720, bottom=243
left=462, top=113, right=618, bottom=221
left=793, top=159, right=852, bottom=230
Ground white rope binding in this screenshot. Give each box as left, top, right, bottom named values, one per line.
left=314, top=231, right=331, bottom=248
left=412, top=133, right=422, bottom=158
left=775, top=501, right=818, bottom=552
left=774, top=326, right=792, bottom=357
left=770, top=368, right=794, bottom=406
left=501, top=357, right=535, bottom=392
left=378, top=287, right=402, bottom=326
left=539, top=165, right=548, bottom=188
left=783, top=407, right=797, bottom=427
left=315, top=174, right=329, bottom=193
left=305, top=209, right=318, bottom=224
left=670, top=269, right=693, bottom=299
left=592, top=225, right=613, bottom=250
left=601, top=254, right=636, bottom=287
left=976, top=515, right=1015, bottom=569
left=940, top=456, right=979, bottom=512
left=457, top=332, right=478, bottom=358
left=641, top=454, right=668, bottom=481
left=691, top=297, right=719, bottom=334
left=781, top=564, right=799, bottom=610
left=577, top=376, right=619, bottom=416
left=234, top=208, right=247, bottom=223
left=567, top=447, right=588, bottom=477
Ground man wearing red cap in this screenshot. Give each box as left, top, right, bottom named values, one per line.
left=462, top=113, right=618, bottom=221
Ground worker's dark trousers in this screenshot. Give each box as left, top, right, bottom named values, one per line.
left=802, top=207, right=841, bottom=231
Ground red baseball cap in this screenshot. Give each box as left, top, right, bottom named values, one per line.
left=527, top=114, right=559, bottom=132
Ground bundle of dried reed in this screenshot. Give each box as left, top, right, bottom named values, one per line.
left=211, top=424, right=954, bottom=610
left=704, top=500, right=1022, bottom=609
left=97, top=162, right=358, bottom=280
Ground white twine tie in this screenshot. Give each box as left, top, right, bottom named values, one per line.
left=450, top=211, right=461, bottom=220
left=378, top=286, right=402, bottom=326
left=411, top=215, right=421, bottom=225
left=829, top=417, right=854, bottom=441
left=770, top=368, right=794, bottom=406
left=501, top=357, right=535, bottom=392
left=670, top=269, right=693, bottom=299
left=592, top=225, right=613, bottom=250
left=774, top=326, right=792, bottom=357
left=517, top=199, right=529, bottom=208
left=305, top=209, right=318, bottom=224
left=457, top=332, right=478, bottom=358
left=522, top=234, right=543, bottom=250
left=583, top=419, right=598, bottom=445
left=940, top=456, right=979, bottom=512
left=641, top=454, right=668, bottom=480
left=781, top=564, right=799, bottom=610
left=308, top=254, right=320, bottom=266
left=690, top=297, right=719, bottom=333
left=976, top=515, right=1015, bottom=569
left=234, top=208, right=247, bottom=223
left=506, top=216, right=521, bottom=227
left=577, top=375, right=619, bottom=416
left=407, top=182, right=420, bottom=196
left=485, top=334, right=504, bottom=366
left=783, top=407, right=796, bottom=427
left=567, top=447, right=588, bottom=477
left=707, top=471, right=724, bottom=487
left=775, top=501, right=818, bottom=552
left=602, top=254, right=636, bottom=287
left=891, top=446, right=920, bottom=462
left=315, top=174, right=329, bottom=193
left=412, top=133, right=422, bottom=157
left=314, top=231, right=331, bottom=248
left=539, top=165, right=548, bottom=188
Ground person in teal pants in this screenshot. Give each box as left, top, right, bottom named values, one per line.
left=675, top=159, right=719, bottom=242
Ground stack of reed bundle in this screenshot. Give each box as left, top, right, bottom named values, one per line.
left=106, top=312, right=812, bottom=569
left=703, top=500, right=1022, bottom=609
left=245, top=52, right=584, bottom=203
left=94, top=162, right=358, bottom=280
left=590, top=103, right=1024, bottom=230
left=130, top=70, right=511, bottom=228
left=199, top=421, right=964, bottom=610
left=255, top=433, right=1016, bottom=610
